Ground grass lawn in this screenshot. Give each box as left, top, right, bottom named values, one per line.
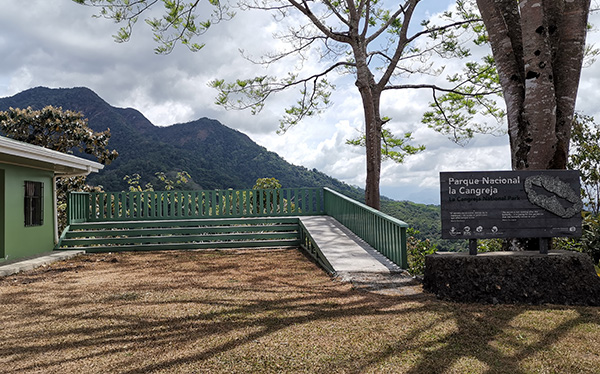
left=1, top=248, right=599, bottom=373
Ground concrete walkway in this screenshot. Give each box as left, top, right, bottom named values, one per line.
left=300, top=216, right=403, bottom=276
left=0, top=250, right=85, bottom=277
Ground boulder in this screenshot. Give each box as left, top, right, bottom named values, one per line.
left=423, top=250, right=600, bottom=305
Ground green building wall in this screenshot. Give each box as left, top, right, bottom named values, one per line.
left=0, top=163, right=55, bottom=262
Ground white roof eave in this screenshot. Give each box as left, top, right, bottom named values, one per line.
left=0, top=136, right=104, bottom=176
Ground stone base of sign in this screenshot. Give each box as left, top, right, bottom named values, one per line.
left=423, top=250, right=600, bottom=306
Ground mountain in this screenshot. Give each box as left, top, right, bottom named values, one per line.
left=0, top=86, right=462, bottom=251
left=0, top=87, right=362, bottom=198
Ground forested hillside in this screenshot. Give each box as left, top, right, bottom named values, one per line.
left=0, top=86, right=462, bottom=251
left=0, top=87, right=361, bottom=197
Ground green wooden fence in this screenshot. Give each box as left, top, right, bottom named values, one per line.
left=69, top=188, right=324, bottom=222
left=67, top=187, right=408, bottom=268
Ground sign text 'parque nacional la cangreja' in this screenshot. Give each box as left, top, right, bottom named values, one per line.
left=440, top=170, right=583, bottom=240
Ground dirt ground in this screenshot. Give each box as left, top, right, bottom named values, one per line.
left=1, top=248, right=599, bottom=374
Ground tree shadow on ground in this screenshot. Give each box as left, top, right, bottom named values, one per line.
left=0, top=249, right=598, bottom=373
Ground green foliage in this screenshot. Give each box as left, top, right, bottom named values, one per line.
left=252, top=177, right=292, bottom=213
left=123, top=173, right=154, bottom=192
left=123, top=171, right=191, bottom=192
left=568, top=113, right=600, bottom=215
left=73, top=0, right=232, bottom=54
left=557, top=113, right=600, bottom=265
left=555, top=212, right=600, bottom=266
left=211, top=76, right=335, bottom=133
left=253, top=177, right=282, bottom=190
left=0, top=106, right=118, bottom=164
left=419, top=1, right=509, bottom=145
left=477, top=238, right=503, bottom=253
left=406, top=228, right=437, bottom=275
left=346, top=127, right=425, bottom=163
left=0, top=105, right=118, bottom=232
left=422, top=55, right=505, bottom=145
left=156, top=171, right=191, bottom=190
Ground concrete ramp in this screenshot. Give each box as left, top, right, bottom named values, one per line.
left=299, top=216, right=402, bottom=275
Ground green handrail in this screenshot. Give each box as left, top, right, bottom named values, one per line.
left=323, top=188, right=408, bottom=269
left=68, top=188, right=325, bottom=223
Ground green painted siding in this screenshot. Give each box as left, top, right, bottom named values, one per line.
left=0, top=164, right=55, bottom=262
left=0, top=169, right=4, bottom=259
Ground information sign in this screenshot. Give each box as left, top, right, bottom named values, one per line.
left=440, top=170, right=582, bottom=239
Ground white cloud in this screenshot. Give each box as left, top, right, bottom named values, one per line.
left=4, top=0, right=593, bottom=206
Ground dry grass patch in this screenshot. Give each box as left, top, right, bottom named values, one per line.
left=0, top=248, right=599, bottom=373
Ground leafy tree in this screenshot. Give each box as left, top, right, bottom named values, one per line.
left=253, top=177, right=286, bottom=212
left=123, top=171, right=192, bottom=191
left=156, top=171, right=192, bottom=190
left=0, top=106, right=118, bottom=164
left=123, top=173, right=155, bottom=192
left=569, top=113, right=600, bottom=215
left=0, top=105, right=118, bottom=229
left=76, top=0, right=594, bottom=212
left=209, top=2, right=481, bottom=209
left=72, top=0, right=232, bottom=54
left=253, top=177, right=282, bottom=190
left=478, top=1, right=592, bottom=251
left=74, top=0, right=485, bottom=210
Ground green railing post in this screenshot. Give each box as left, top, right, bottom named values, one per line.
left=67, top=191, right=91, bottom=224
left=67, top=191, right=73, bottom=225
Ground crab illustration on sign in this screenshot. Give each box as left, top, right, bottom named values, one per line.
left=524, top=175, right=583, bottom=218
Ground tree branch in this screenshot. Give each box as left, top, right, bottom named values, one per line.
left=287, top=0, right=351, bottom=43
left=384, top=83, right=501, bottom=96
left=365, top=1, right=410, bottom=45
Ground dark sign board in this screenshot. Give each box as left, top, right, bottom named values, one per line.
left=440, top=170, right=582, bottom=239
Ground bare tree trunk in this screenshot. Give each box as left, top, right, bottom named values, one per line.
left=551, top=0, right=591, bottom=168
left=477, top=0, right=590, bottom=250
left=363, top=97, right=382, bottom=210
left=357, top=78, right=383, bottom=209
left=476, top=0, right=590, bottom=170
left=351, top=18, right=384, bottom=210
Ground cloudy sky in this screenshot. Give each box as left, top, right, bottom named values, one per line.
left=1, top=1, right=599, bottom=204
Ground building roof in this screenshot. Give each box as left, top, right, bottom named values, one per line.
left=0, top=136, right=104, bottom=176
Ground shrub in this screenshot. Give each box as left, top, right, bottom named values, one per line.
left=478, top=238, right=504, bottom=253
left=555, top=212, right=600, bottom=266
left=407, top=228, right=437, bottom=275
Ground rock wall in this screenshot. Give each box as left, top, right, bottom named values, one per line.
left=423, top=250, right=600, bottom=305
